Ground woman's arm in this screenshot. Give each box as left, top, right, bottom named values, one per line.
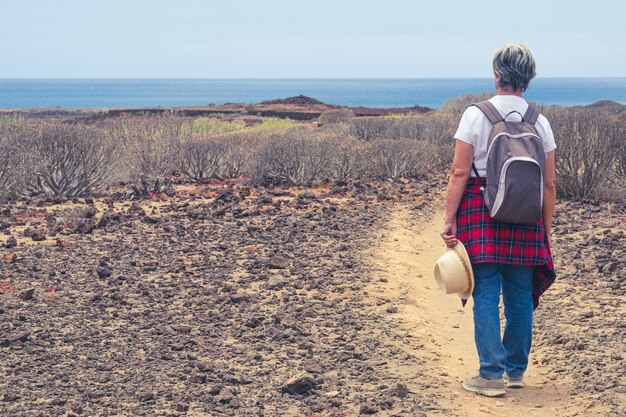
left=441, top=139, right=473, bottom=247
left=543, top=150, right=556, bottom=239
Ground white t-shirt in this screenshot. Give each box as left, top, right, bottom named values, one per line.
left=453, top=95, right=556, bottom=177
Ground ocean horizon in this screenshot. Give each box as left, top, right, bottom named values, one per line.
left=1, top=77, right=625, bottom=110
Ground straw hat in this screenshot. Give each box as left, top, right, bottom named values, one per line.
left=433, top=241, right=475, bottom=299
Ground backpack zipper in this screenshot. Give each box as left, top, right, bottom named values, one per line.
left=486, top=132, right=541, bottom=163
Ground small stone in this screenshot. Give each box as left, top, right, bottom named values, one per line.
left=8, top=330, right=30, bottom=344
left=601, top=262, right=618, bottom=273
left=304, top=361, right=322, bottom=374
left=268, top=256, right=290, bottom=269
left=138, top=392, right=154, bottom=402
left=175, top=403, right=189, bottom=412
left=24, top=228, right=46, bottom=241
left=18, top=288, right=35, bottom=301
left=267, top=275, right=285, bottom=289
left=197, top=360, right=214, bottom=372
left=396, top=383, right=408, bottom=398
left=281, top=371, right=316, bottom=395
left=96, top=266, right=112, bottom=279
left=386, top=306, right=398, bottom=314
left=359, top=401, right=378, bottom=415
left=51, top=398, right=67, bottom=406
left=3, top=253, right=17, bottom=263
left=5, top=237, right=17, bottom=248
left=230, top=292, right=249, bottom=303
left=215, top=387, right=235, bottom=404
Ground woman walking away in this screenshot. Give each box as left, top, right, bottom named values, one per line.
left=441, top=43, right=557, bottom=397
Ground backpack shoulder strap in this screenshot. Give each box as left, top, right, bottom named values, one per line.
left=523, top=104, right=540, bottom=125
left=471, top=101, right=503, bottom=125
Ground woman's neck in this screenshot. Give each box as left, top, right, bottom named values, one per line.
left=496, top=86, right=523, bottom=97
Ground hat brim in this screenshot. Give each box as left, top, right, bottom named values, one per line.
left=454, top=241, right=474, bottom=299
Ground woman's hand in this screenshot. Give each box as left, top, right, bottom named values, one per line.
left=441, top=219, right=458, bottom=248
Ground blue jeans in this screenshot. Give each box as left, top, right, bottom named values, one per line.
left=472, top=263, right=533, bottom=379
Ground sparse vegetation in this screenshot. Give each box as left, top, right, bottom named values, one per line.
left=0, top=96, right=623, bottom=201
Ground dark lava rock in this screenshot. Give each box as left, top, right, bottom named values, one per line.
left=268, top=256, right=290, bottom=269
left=24, top=228, right=46, bottom=241
left=96, top=266, right=112, bottom=279
left=75, top=220, right=95, bottom=234
left=175, top=403, right=189, bottom=412
left=5, top=236, right=17, bottom=248
left=18, top=288, right=35, bottom=301
left=138, top=392, right=154, bottom=402
left=197, top=360, right=214, bottom=372
left=209, top=384, right=224, bottom=395
left=601, top=262, right=618, bottom=273
left=230, top=293, right=249, bottom=303
left=386, top=306, right=398, bottom=313
left=267, top=275, right=285, bottom=289
left=359, top=401, right=379, bottom=415
left=215, top=387, right=235, bottom=404
left=396, top=383, right=409, bottom=398
left=281, top=371, right=316, bottom=395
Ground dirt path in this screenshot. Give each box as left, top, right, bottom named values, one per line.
left=366, top=204, right=580, bottom=417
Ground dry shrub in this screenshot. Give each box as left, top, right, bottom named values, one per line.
left=112, top=115, right=191, bottom=195
left=419, top=111, right=457, bottom=145
left=545, top=107, right=624, bottom=200
left=0, top=124, right=21, bottom=201
left=326, top=134, right=371, bottom=180
left=253, top=128, right=331, bottom=185
left=176, top=137, right=225, bottom=183
left=369, top=138, right=433, bottom=181
left=219, top=132, right=256, bottom=178
left=348, top=117, right=392, bottom=141
left=383, top=116, right=424, bottom=140
left=7, top=121, right=119, bottom=197
left=318, top=109, right=355, bottom=125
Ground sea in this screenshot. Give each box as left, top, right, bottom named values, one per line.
left=1, top=78, right=625, bottom=110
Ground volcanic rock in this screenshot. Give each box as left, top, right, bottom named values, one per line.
left=5, top=237, right=17, bottom=248
left=18, top=288, right=34, bottom=301
left=268, top=256, right=290, bottom=269
left=281, top=371, right=316, bottom=395
left=96, top=266, right=112, bottom=279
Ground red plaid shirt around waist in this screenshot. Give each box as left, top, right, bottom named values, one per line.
left=457, top=177, right=556, bottom=309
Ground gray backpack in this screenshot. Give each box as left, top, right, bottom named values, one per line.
left=471, top=101, right=545, bottom=224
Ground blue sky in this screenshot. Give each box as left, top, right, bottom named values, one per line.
left=1, top=0, right=624, bottom=78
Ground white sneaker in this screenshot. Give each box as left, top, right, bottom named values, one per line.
left=463, top=374, right=506, bottom=397
left=504, top=373, right=524, bottom=388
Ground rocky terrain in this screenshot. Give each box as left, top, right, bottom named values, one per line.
left=0, top=178, right=624, bottom=416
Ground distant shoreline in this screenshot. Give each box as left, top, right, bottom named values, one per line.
left=1, top=78, right=625, bottom=110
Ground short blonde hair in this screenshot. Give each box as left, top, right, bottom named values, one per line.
left=492, top=43, right=536, bottom=92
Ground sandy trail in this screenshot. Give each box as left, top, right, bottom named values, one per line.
left=367, top=205, right=578, bottom=417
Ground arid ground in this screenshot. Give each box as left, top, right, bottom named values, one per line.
left=1, top=177, right=624, bottom=417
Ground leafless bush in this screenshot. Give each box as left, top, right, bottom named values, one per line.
left=326, top=134, right=371, bottom=180
left=253, top=128, right=331, bottom=184
left=0, top=125, right=20, bottom=201
left=381, top=116, right=423, bottom=140
left=318, top=109, right=355, bottom=125
left=10, top=121, right=119, bottom=197
left=176, top=136, right=225, bottom=183
left=348, top=117, right=392, bottom=141
left=545, top=107, right=624, bottom=200
left=419, top=111, right=457, bottom=145
left=112, top=115, right=191, bottom=196
left=369, top=138, right=433, bottom=181
left=219, top=132, right=256, bottom=178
